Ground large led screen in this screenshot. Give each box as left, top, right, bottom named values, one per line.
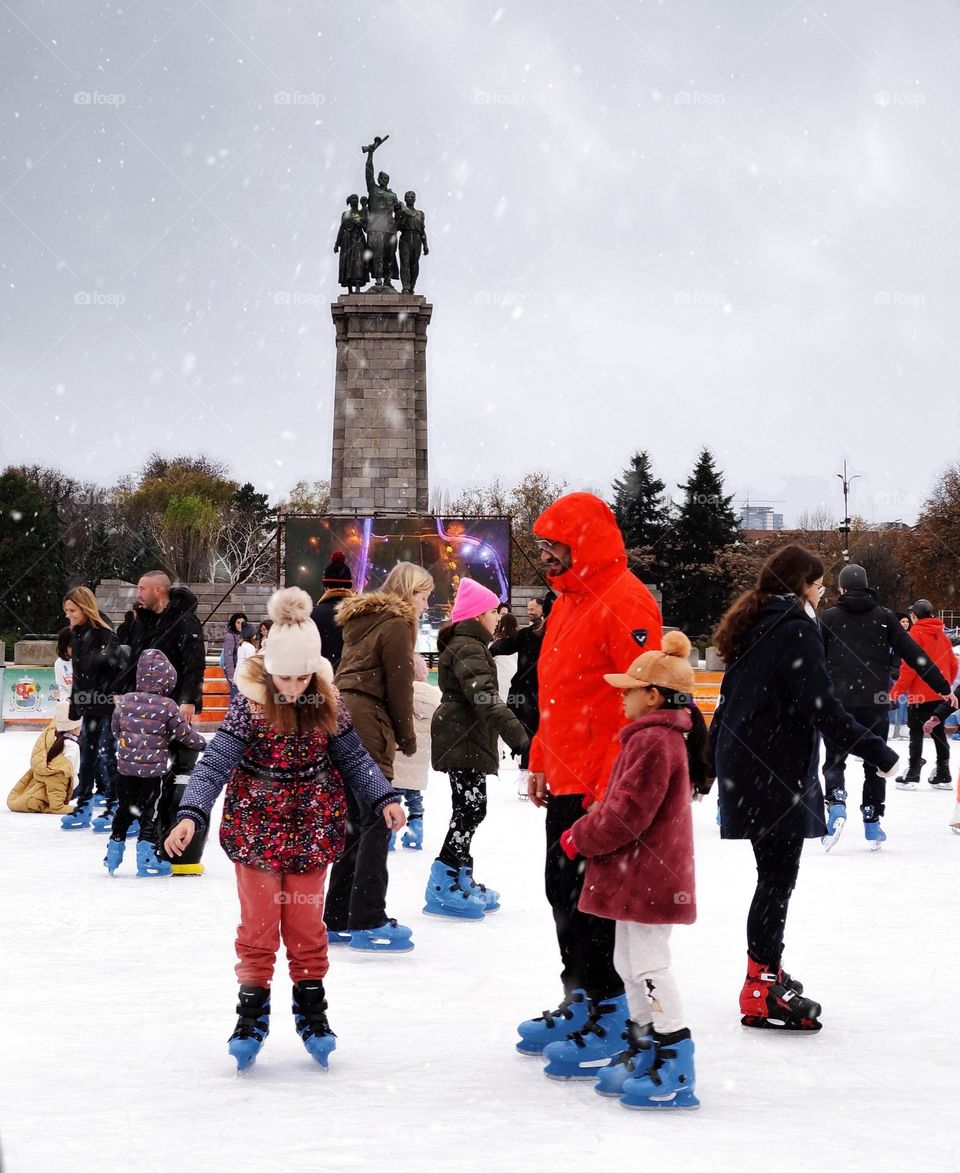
left=284, top=515, right=512, bottom=654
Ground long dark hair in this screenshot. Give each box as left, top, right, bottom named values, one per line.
left=655, top=686, right=712, bottom=794
left=47, top=731, right=66, bottom=765
left=494, top=612, right=519, bottom=640
left=713, top=545, right=824, bottom=663
left=227, top=612, right=247, bottom=635
left=56, top=627, right=72, bottom=660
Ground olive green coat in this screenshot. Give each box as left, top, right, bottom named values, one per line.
left=334, top=592, right=417, bottom=780
left=431, top=619, right=529, bottom=774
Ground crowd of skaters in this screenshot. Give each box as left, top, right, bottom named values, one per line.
left=7, top=490, right=960, bottom=1109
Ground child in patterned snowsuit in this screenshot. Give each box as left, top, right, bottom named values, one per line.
left=164, top=587, right=405, bottom=1071
left=106, top=648, right=205, bottom=876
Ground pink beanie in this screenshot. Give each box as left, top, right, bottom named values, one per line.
left=450, top=579, right=502, bottom=623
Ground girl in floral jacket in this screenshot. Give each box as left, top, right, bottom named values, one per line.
left=164, top=588, right=405, bottom=1072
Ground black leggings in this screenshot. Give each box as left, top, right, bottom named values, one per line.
left=747, top=830, right=804, bottom=967
left=438, top=769, right=487, bottom=869
left=110, top=777, right=162, bottom=843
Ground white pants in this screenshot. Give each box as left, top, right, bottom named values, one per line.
left=613, top=921, right=686, bottom=1035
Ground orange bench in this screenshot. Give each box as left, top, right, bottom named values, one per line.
left=692, top=670, right=722, bottom=726
left=199, top=664, right=230, bottom=727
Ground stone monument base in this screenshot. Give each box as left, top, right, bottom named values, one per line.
left=329, top=293, right=431, bottom=514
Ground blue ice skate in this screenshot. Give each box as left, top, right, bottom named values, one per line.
left=423, top=860, right=485, bottom=920
left=136, top=841, right=172, bottom=876
left=124, top=820, right=140, bottom=839
left=103, top=839, right=125, bottom=875
left=401, top=817, right=423, bottom=850
left=821, top=802, right=847, bottom=851
left=348, top=920, right=415, bottom=953
left=864, top=820, right=887, bottom=850
left=292, top=981, right=336, bottom=1068
left=458, top=866, right=500, bottom=911
left=92, top=804, right=118, bottom=833
left=516, top=989, right=590, bottom=1056
left=228, top=985, right=270, bottom=1072
left=620, top=1033, right=700, bottom=1110
left=388, top=831, right=396, bottom=852
left=542, top=994, right=630, bottom=1080
left=594, top=1021, right=656, bottom=1097
left=61, top=796, right=94, bottom=829
left=327, top=930, right=352, bottom=946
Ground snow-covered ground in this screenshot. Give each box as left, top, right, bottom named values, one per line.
left=2, top=728, right=958, bottom=1173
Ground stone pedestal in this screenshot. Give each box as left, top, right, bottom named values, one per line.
left=329, top=293, right=431, bottom=513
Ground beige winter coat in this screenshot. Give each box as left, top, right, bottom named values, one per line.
left=7, top=722, right=77, bottom=813
left=391, top=680, right=441, bottom=791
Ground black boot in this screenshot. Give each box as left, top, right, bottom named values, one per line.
left=896, top=757, right=924, bottom=790
left=928, top=763, right=953, bottom=790
left=292, top=980, right=337, bottom=1068
left=228, top=984, right=270, bottom=1071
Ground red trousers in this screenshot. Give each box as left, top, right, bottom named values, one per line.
left=234, top=864, right=330, bottom=986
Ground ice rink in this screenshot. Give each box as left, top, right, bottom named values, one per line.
left=2, top=729, right=957, bottom=1173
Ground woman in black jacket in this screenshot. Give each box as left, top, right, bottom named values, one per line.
left=61, top=586, right=126, bottom=830
left=710, top=546, right=899, bottom=1032
left=489, top=597, right=548, bottom=771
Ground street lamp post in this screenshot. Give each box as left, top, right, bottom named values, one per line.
left=836, top=459, right=861, bottom=563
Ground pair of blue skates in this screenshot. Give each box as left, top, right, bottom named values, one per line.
left=228, top=981, right=336, bottom=1072
left=422, top=860, right=500, bottom=919
left=327, top=919, right=415, bottom=953
left=516, top=989, right=699, bottom=1111
left=61, top=793, right=133, bottom=834
left=103, top=839, right=172, bottom=876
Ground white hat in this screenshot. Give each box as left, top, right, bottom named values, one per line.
left=261, top=587, right=327, bottom=677
left=54, top=701, right=81, bottom=732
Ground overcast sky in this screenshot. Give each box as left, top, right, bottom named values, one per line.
left=2, top=0, right=959, bottom=525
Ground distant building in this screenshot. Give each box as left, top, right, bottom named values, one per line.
left=739, top=506, right=783, bottom=531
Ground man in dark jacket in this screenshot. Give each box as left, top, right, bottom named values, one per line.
left=820, top=565, right=955, bottom=848
left=309, top=552, right=354, bottom=671
left=127, top=572, right=207, bottom=719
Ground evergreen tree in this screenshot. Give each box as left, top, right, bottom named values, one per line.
left=610, top=451, right=670, bottom=584
left=662, top=449, right=740, bottom=638
left=0, top=470, right=66, bottom=642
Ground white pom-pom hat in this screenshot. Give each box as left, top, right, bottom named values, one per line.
left=261, top=587, right=328, bottom=677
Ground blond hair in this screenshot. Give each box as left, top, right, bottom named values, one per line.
left=62, top=586, right=110, bottom=630
left=381, top=561, right=434, bottom=603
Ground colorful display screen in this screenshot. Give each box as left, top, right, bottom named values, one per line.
left=284, top=515, right=512, bottom=654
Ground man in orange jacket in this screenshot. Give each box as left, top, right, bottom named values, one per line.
left=892, top=599, right=958, bottom=789
left=515, top=493, right=664, bottom=1063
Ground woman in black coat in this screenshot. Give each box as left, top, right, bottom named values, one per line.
left=710, top=546, right=899, bottom=1032
left=62, top=586, right=126, bottom=827
left=489, top=597, right=548, bottom=770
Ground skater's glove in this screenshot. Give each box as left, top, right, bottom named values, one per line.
left=559, top=828, right=578, bottom=860
left=923, top=715, right=941, bottom=735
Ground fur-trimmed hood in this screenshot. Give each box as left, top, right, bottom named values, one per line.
left=335, top=591, right=417, bottom=636
left=236, top=652, right=334, bottom=706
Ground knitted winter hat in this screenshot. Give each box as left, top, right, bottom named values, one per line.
left=910, top=598, right=935, bottom=619
left=838, top=564, right=868, bottom=592
left=239, top=621, right=258, bottom=641
left=54, top=701, right=81, bottom=732
left=261, top=587, right=326, bottom=676
left=604, top=631, right=696, bottom=696
left=322, top=551, right=353, bottom=588
left=450, top=578, right=502, bottom=624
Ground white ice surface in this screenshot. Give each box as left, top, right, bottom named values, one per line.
left=2, top=730, right=958, bottom=1173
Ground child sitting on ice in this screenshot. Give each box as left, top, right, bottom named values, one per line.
left=7, top=702, right=81, bottom=814
left=551, top=631, right=711, bottom=1111
left=105, top=649, right=206, bottom=877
